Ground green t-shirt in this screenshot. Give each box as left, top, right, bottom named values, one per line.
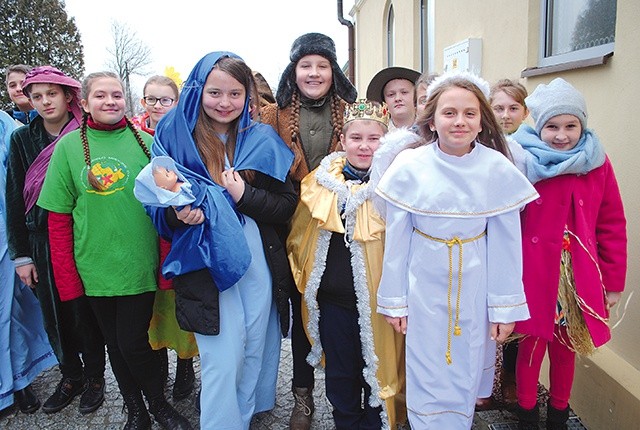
left=37, top=127, right=158, bottom=297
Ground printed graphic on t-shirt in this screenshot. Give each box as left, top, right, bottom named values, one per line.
left=81, top=156, right=130, bottom=195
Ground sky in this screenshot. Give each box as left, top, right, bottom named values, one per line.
left=63, top=0, right=356, bottom=95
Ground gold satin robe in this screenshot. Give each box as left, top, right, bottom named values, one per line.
left=287, top=154, right=406, bottom=428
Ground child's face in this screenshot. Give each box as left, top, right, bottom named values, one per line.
left=141, top=83, right=177, bottom=129
left=6, top=71, right=30, bottom=109
left=540, top=114, right=582, bottom=151
left=416, top=83, right=428, bottom=116
left=81, top=77, right=126, bottom=125
left=491, top=90, right=528, bottom=134
left=430, top=87, right=481, bottom=157
left=383, top=79, right=416, bottom=123
left=340, top=120, right=385, bottom=170
left=295, top=55, right=333, bottom=100
left=202, top=68, right=246, bottom=134
left=28, top=83, right=72, bottom=125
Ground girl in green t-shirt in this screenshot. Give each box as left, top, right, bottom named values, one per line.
left=37, top=71, right=192, bottom=430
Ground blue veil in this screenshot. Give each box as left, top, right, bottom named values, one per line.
left=149, top=51, right=294, bottom=291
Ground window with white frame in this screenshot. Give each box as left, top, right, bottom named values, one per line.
left=387, top=4, right=395, bottom=66
left=540, top=0, right=616, bottom=67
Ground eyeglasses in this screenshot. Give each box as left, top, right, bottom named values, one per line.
left=143, top=96, right=175, bottom=107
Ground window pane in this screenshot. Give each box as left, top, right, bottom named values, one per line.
left=547, top=0, right=616, bottom=57
left=387, top=5, right=395, bottom=66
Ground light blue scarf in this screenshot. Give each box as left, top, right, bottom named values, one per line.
left=512, top=124, right=606, bottom=183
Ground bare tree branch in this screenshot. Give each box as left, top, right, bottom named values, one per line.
left=106, top=20, right=152, bottom=116
left=106, top=20, right=152, bottom=76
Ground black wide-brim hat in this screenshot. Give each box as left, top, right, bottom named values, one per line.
left=366, top=67, right=421, bottom=103
left=276, top=32, right=357, bottom=108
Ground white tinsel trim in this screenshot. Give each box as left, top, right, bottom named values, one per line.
left=304, top=229, right=332, bottom=368
left=369, top=128, right=423, bottom=219
left=349, top=238, right=390, bottom=429
left=427, top=69, right=490, bottom=99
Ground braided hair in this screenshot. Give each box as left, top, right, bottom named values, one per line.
left=81, top=114, right=151, bottom=191
left=287, top=89, right=343, bottom=168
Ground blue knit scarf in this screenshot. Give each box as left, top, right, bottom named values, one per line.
left=512, top=124, right=606, bottom=183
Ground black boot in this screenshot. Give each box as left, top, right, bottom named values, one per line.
left=172, top=358, right=195, bottom=400
left=516, top=404, right=540, bottom=430
left=148, top=396, right=192, bottom=430
left=79, top=377, right=105, bottom=414
left=546, top=403, right=569, bottom=430
left=122, top=391, right=151, bottom=430
left=42, top=376, right=85, bottom=414
left=155, top=348, right=169, bottom=386
left=14, top=384, right=40, bottom=414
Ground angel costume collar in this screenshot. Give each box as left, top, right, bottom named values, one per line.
left=376, top=141, right=538, bottom=218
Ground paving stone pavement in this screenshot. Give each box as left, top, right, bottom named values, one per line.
left=0, top=338, right=584, bottom=429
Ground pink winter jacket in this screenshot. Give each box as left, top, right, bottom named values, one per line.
left=514, top=157, right=627, bottom=347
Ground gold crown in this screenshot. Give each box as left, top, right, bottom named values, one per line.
left=344, top=99, right=390, bottom=127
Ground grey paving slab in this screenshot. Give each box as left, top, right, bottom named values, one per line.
left=0, top=339, right=586, bottom=429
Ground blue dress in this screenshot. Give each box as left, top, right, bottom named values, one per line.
left=0, top=111, right=57, bottom=410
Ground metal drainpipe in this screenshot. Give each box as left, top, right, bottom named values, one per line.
left=337, top=0, right=355, bottom=86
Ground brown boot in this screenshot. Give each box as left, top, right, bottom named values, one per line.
left=501, top=370, right=518, bottom=405
left=289, top=386, right=314, bottom=430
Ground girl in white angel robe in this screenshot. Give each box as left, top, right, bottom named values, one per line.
left=375, top=139, right=537, bottom=428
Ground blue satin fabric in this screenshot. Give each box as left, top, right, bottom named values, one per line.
left=148, top=51, right=294, bottom=291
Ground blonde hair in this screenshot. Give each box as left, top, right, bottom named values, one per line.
left=143, top=75, right=179, bottom=99
left=489, top=79, right=528, bottom=108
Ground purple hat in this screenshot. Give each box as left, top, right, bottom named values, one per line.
left=21, top=66, right=83, bottom=121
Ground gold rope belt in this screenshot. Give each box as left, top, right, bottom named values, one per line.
left=413, top=227, right=487, bottom=365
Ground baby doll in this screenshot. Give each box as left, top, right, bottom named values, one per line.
left=153, top=165, right=183, bottom=192
left=135, top=156, right=195, bottom=207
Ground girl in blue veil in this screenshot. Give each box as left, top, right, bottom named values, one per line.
left=147, top=52, right=296, bottom=429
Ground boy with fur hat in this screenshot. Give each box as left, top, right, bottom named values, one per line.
left=366, top=66, right=420, bottom=130
left=287, top=99, right=406, bottom=430
left=261, top=32, right=357, bottom=430
left=511, top=78, right=627, bottom=430
left=5, top=66, right=106, bottom=415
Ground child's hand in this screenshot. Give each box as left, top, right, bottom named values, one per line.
left=491, top=322, right=515, bottom=343
left=222, top=168, right=245, bottom=203
left=605, top=291, right=622, bottom=310
left=16, top=263, right=39, bottom=288
left=175, top=205, right=205, bottom=225
left=384, top=316, right=407, bottom=334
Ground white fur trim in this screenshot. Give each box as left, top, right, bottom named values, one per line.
left=427, top=70, right=491, bottom=99
left=369, top=128, right=423, bottom=219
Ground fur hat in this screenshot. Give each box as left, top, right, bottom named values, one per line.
left=526, top=78, right=587, bottom=135
left=276, top=32, right=357, bottom=107
left=365, top=67, right=420, bottom=103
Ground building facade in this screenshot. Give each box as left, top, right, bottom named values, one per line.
left=349, top=1, right=640, bottom=428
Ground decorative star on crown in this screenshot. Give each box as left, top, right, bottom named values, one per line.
left=344, top=99, right=390, bottom=127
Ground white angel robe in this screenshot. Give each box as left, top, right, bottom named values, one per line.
left=375, top=141, right=537, bottom=429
